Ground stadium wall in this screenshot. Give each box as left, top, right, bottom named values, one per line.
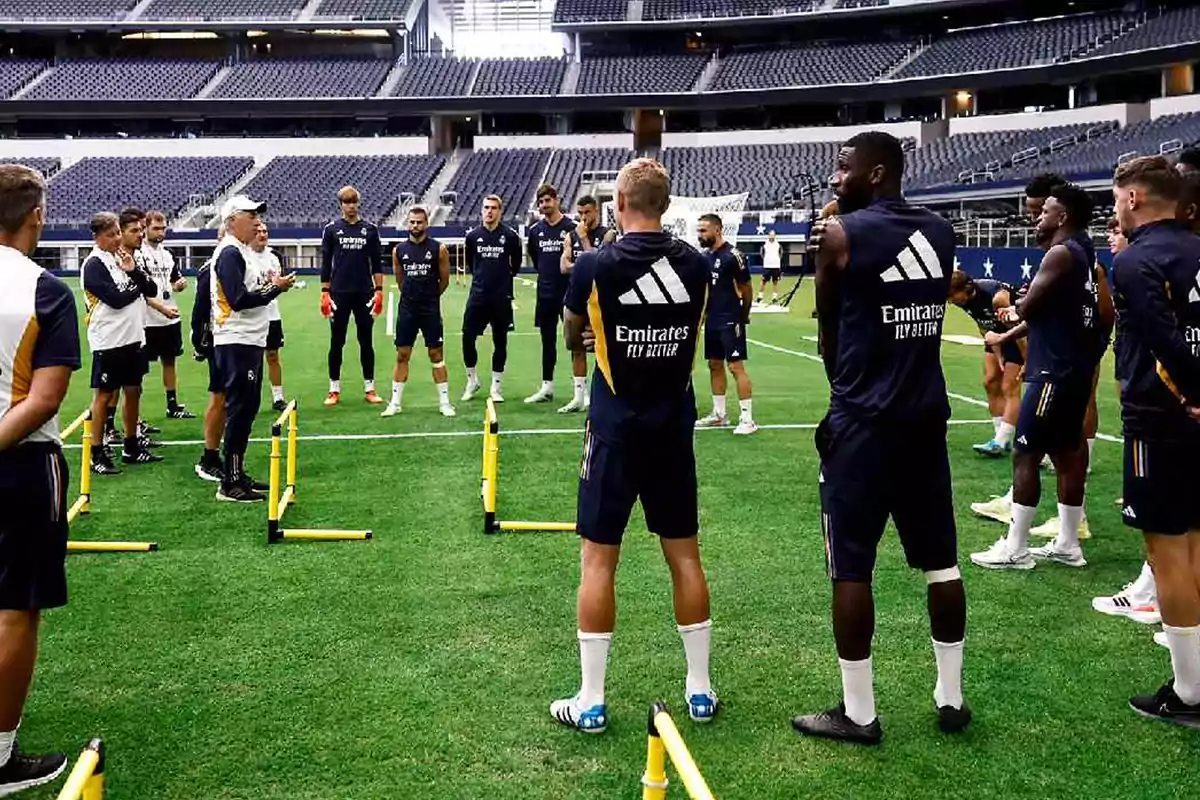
left=947, top=103, right=1136, bottom=135
left=474, top=134, right=632, bottom=150
left=0, top=137, right=431, bottom=164
left=1150, top=93, right=1200, bottom=119
left=660, top=120, right=932, bottom=148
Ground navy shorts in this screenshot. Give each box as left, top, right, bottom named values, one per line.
left=0, top=444, right=69, bottom=610
left=817, top=414, right=958, bottom=582
left=535, top=295, right=565, bottom=329
left=983, top=340, right=1024, bottom=367
left=577, top=428, right=699, bottom=546
left=463, top=299, right=514, bottom=337
left=206, top=356, right=221, bottom=394
left=266, top=320, right=285, bottom=351
left=395, top=306, right=444, bottom=349
left=704, top=321, right=748, bottom=363
left=762, top=268, right=782, bottom=282
left=143, top=323, right=183, bottom=361
left=1015, top=379, right=1090, bottom=456
left=90, top=342, right=148, bottom=391
left=1123, top=434, right=1200, bottom=535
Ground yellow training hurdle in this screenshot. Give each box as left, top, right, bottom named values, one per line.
left=642, top=703, right=716, bottom=800
left=61, top=410, right=158, bottom=554
left=267, top=400, right=373, bottom=544
left=56, top=739, right=105, bottom=800
left=480, top=397, right=576, bottom=535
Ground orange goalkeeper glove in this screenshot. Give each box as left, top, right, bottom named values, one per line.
left=321, top=290, right=334, bottom=319
left=371, top=288, right=383, bottom=317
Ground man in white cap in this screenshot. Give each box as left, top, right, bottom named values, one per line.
left=210, top=196, right=295, bottom=503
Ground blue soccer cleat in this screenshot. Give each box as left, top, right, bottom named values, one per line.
left=550, top=696, right=607, bottom=734
left=687, top=692, right=719, bottom=723
left=972, top=439, right=1010, bottom=458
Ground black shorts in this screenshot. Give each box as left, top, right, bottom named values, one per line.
left=395, top=306, right=444, bottom=349
left=143, top=323, right=183, bottom=361
left=463, top=299, right=514, bottom=338
left=1015, top=379, right=1090, bottom=456
left=90, top=342, right=148, bottom=391
left=267, top=320, right=285, bottom=351
left=1123, top=435, right=1200, bottom=535
left=576, top=429, right=699, bottom=546
left=206, top=356, right=222, bottom=394
left=982, top=341, right=1025, bottom=367
left=0, top=443, right=69, bottom=610
left=535, top=295, right=565, bottom=329
left=762, top=268, right=782, bottom=282
left=214, top=344, right=263, bottom=398
left=818, top=414, right=957, bottom=582
left=704, top=322, right=748, bottom=363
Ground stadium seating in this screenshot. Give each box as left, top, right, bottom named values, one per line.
left=472, top=58, right=566, bottom=97
left=642, top=0, right=818, bottom=21
left=896, top=13, right=1131, bottom=78
left=15, top=158, right=62, bottom=179
left=543, top=148, right=635, bottom=208
left=834, top=0, right=888, bottom=8
left=0, top=0, right=133, bottom=20
left=0, top=60, right=48, bottom=100
left=904, top=124, right=1094, bottom=189
left=390, top=58, right=476, bottom=98
left=24, top=60, right=219, bottom=101
left=444, top=149, right=551, bottom=225
left=576, top=55, right=708, bottom=95
left=141, top=0, right=304, bottom=20
left=1013, top=113, right=1200, bottom=179
left=710, top=42, right=910, bottom=90
left=211, top=59, right=393, bottom=99
left=1088, top=6, right=1200, bottom=58
left=238, top=155, right=446, bottom=228
left=314, top=0, right=414, bottom=20
left=661, top=143, right=841, bottom=209
left=44, top=157, right=252, bottom=227
left=552, top=0, right=626, bottom=23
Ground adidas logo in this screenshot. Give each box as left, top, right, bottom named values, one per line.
left=1016, top=435, right=1028, bottom=445
left=1122, top=505, right=1137, bottom=519
left=731, top=350, right=740, bottom=358
left=618, top=259, right=691, bottom=305
left=880, top=230, right=945, bottom=283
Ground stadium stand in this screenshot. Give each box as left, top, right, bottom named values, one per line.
left=552, top=0, right=626, bottom=23
left=44, top=157, right=252, bottom=227
left=904, top=124, right=1095, bottom=188
left=1013, top=112, right=1200, bottom=179
left=390, top=57, right=476, bottom=98
left=141, top=0, right=304, bottom=20
left=14, top=159, right=62, bottom=180
left=211, top=59, right=393, bottom=99
left=1088, top=6, right=1200, bottom=58
left=23, top=60, right=220, bottom=101
left=542, top=148, right=634, bottom=207
left=835, top=0, right=888, bottom=8
left=472, top=58, right=566, bottom=97
left=661, top=142, right=841, bottom=209
left=0, top=60, right=48, bottom=100
left=895, top=13, right=1132, bottom=78
left=642, top=0, right=819, bottom=20
left=444, top=149, right=550, bottom=225
left=710, top=41, right=911, bottom=90
left=0, top=0, right=134, bottom=20
left=237, top=155, right=446, bottom=227
left=576, top=54, right=708, bottom=95
left=314, top=0, right=414, bottom=20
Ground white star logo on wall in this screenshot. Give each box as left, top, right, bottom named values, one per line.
left=1020, top=258, right=1034, bottom=280
left=983, top=258, right=994, bottom=278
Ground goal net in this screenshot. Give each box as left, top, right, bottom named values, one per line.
left=602, top=192, right=750, bottom=249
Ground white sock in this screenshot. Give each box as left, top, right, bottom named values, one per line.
left=678, top=619, right=713, bottom=698
left=391, top=381, right=405, bottom=406
left=578, top=631, right=612, bottom=709
left=467, top=366, right=478, bottom=385
left=1131, top=561, right=1157, bottom=603
left=492, top=372, right=504, bottom=392
left=995, top=421, right=1015, bottom=447
left=1087, top=437, right=1096, bottom=472
left=932, top=638, right=965, bottom=710
left=436, top=381, right=450, bottom=406
left=992, top=416, right=1003, bottom=435
left=756, top=292, right=763, bottom=301
left=573, top=376, right=587, bottom=401
left=771, top=291, right=778, bottom=301
left=0, top=728, right=14, bottom=768
left=1055, top=503, right=1083, bottom=550
left=1163, top=624, right=1200, bottom=705
left=271, top=385, right=284, bottom=402
left=329, top=379, right=341, bottom=394
left=541, top=380, right=553, bottom=393
left=364, top=379, right=375, bottom=393
left=713, top=394, right=727, bottom=419
left=838, top=657, right=876, bottom=725
left=1001, top=485, right=1014, bottom=504
left=1005, top=502, right=1037, bottom=552
left=738, top=398, right=752, bottom=423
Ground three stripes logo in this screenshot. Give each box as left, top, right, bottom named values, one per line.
left=1189, top=271, right=1200, bottom=304
left=618, top=259, right=691, bottom=305
left=879, top=230, right=944, bottom=283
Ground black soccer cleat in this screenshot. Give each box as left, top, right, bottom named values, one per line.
left=0, top=745, right=68, bottom=796
left=217, top=482, right=265, bottom=504
left=195, top=460, right=225, bottom=483
left=937, top=702, right=973, bottom=734
left=242, top=473, right=270, bottom=492
left=122, top=448, right=164, bottom=465
left=272, top=399, right=288, bottom=413
left=1130, top=681, right=1200, bottom=729
left=137, top=420, right=161, bottom=435
left=91, top=453, right=122, bottom=475
left=137, top=435, right=164, bottom=450
left=792, top=704, right=882, bottom=746
left=103, top=427, right=123, bottom=447
left=167, top=405, right=196, bottom=420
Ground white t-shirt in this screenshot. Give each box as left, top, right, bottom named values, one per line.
left=140, top=242, right=180, bottom=328
left=762, top=240, right=782, bottom=270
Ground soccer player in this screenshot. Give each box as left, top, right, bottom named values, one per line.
left=970, top=182, right=1101, bottom=571
left=550, top=158, right=716, bottom=733
left=695, top=214, right=756, bottom=435
left=556, top=195, right=611, bottom=413
left=524, top=184, right=577, bottom=407
left=83, top=212, right=161, bottom=473
left=947, top=270, right=1022, bottom=456
left=792, top=132, right=968, bottom=745
left=1107, top=155, right=1200, bottom=725
left=757, top=229, right=783, bottom=304
left=140, top=210, right=193, bottom=419
left=211, top=196, right=295, bottom=502
left=461, top=195, right=522, bottom=403
left=0, top=164, right=78, bottom=794
left=249, top=221, right=288, bottom=412
left=383, top=206, right=455, bottom=418
left=191, top=227, right=227, bottom=483
left=321, top=185, right=384, bottom=406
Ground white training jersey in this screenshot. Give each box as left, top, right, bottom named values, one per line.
left=250, top=247, right=283, bottom=323
left=83, top=247, right=148, bottom=352
left=140, top=242, right=180, bottom=328
left=762, top=240, right=782, bottom=270
left=211, top=235, right=274, bottom=347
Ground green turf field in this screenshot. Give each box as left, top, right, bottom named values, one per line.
left=24, top=274, right=1193, bottom=799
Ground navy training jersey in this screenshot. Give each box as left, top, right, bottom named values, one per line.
left=570, top=225, right=610, bottom=260
left=705, top=242, right=750, bottom=326
left=528, top=216, right=576, bottom=300
left=1024, top=237, right=1100, bottom=383
left=1112, top=219, right=1200, bottom=439
left=962, top=278, right=1013, bottom=334
left=321, top=218, right=383, bottom=294
left=831, top=197, right=955, bottom=422
left=466, top=224, right=522, bottom=303
left=394, top=237, right=442, bottom=312
left=564, top=231, right=709, bottom=443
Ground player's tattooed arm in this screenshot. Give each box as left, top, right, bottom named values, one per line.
left=563, top=307, right=588, bottom=353
left=813, top=217, right=847, bottom=382
left=438, top=244, right=451, bottom=295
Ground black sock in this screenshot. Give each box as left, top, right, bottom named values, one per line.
left=202, top=448, right=219, bottom=464
left=105, top=407, right=116, bottom=429
left=124, top=436, right=138, bottom=455
left=166, top=389, right=178, bottom=410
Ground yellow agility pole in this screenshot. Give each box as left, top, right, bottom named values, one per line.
left=56, top=738, right=105, bottom=800
left=63, top=411, right=158, bottom=553
left=642, top=703, right=716, bottom=800
left=267, top=401, right=372, bottom=544
left=480, top=398, right=576, bottom=535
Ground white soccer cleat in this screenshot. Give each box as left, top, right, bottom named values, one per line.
left=1030, top=542, right=1087, bottom=568
left=695, top=413, right=728, bottom=429
left=439, top=403, right=457, bottom=418
left=1092, top=585, right=1161, bottom=625
left=970, top=538, right=1035, bottom=570
left=733, top=419, right=758, bottom=436
left=489, top=388, right=504, bottom=404
left=524, top=385, right=554, bottom=404
left=549, top=695, right=607, bottom=734
left=380, top=403, right=401, bottom=418
left=969, top=495, right=1012, bottom=525
left=461, top=380, right=481, bottom=402
left=1031, top=514, right=1091, bottom=540
left=557, top=397, right=587, bottom=414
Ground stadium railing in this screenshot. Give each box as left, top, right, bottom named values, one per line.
left=480, top=397, right=576, bottom=535
left=642, top=702, right=716, bottom=799
left=56, top=738, right=105, bottom=800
